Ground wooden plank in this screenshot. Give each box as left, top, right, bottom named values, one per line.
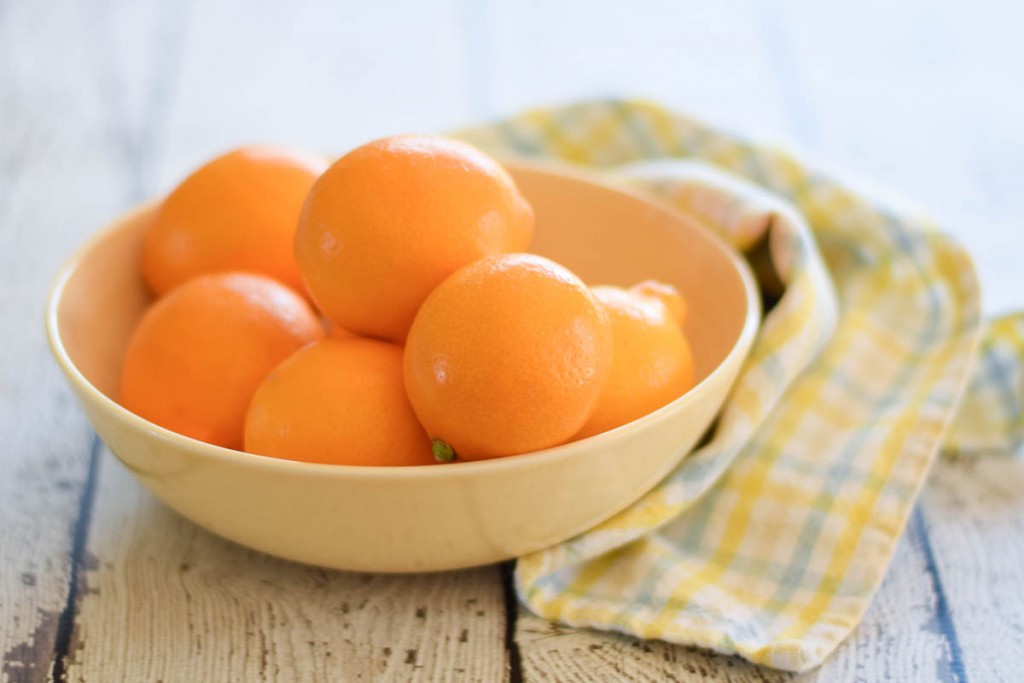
left=65, top=457, right=508, bottom=682
left=516, top=611, right=792, bottom=682
left=0, top=1, right=154, bottom=679
left=159, top=0, right=474, bottom=186
left=486, top=0, right=796, bottom=143
left=919, top=457, right=1024, bottom=682
left=480, top=1, right=817, bottom=679
left=774, top=3, right=1024, bottom=681
left=487, top=1, right=1013, bottom=680
left=64, top=1, right=512, bottom=681
left=482, top=6, right=791, bottom=678
left=760, top=8, right=995, bottom=677
left=750, top=1, right=1024, bottom=679
left=806, top=512, right=963, bottom=682
left=6, top=0, right=1020, bottom=681
left=772, top=0, right=1024, bottom=314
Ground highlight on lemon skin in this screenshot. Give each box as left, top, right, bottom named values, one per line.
left=142, top=145, right=327, bottom=296
left=294, top=134, right=535, bottom=343
left=244, top=338, right=435, bottom=467
left=119, top=272, right=324, bottom=450
left=404, top=253, right=613, bottom=462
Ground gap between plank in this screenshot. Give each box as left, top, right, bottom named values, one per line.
left=914, top=506, right=969, bottom=683
left=50, top=434, right=103, bottom=681
left=501, top=560, right=523, bottom=683
left=49, top=2, right=190, bottom=675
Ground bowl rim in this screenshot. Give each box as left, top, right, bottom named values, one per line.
left=46, top=158, right=761, bottom=481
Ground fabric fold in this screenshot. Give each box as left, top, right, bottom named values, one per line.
left=452, top=99, right=1021, bottom=671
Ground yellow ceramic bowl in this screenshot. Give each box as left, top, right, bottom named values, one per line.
left=46, top=161, right=759, bottom=573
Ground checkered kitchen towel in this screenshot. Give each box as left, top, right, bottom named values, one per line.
left=455, top=100, right=1024, bottom=672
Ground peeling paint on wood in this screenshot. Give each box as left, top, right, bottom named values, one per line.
left=65, top=460, right=508, bottom=682
left=920, top=457, right=1024, bottom=682
left=0, top=0, right=141, bottom=678
left=516, top=611, right=792, bottom=682
left=3, top=1, right=1024, bottom=682
left=2, top=611, right=60, bottom=683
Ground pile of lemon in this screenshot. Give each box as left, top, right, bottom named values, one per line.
left=120, top=137, right=694, bottom=465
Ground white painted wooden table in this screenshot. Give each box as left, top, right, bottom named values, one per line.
left=2, top=1, right=1022, bottom=681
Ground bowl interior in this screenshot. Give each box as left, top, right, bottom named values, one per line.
left=54, top=161, right=753, bottom=442
left=516, top=165, right=751, bottom=390
left=48, top=160, right=759, bottom=571
left=55, top=207, right=154, bottom=399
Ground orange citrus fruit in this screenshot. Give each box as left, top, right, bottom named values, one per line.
left=404, top=254, right=612, bottom=461
left=119, top=273, right=324, bottom=449
left=575, top=281, right=695, bottom=439
left=143, top=146, right=326, bottom=296
left=295, top=135, right=534, bottom=342
left=244, top=338, right=434, bottom=466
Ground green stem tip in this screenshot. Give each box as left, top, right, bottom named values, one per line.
left=432, top=438, right=456, bottom=463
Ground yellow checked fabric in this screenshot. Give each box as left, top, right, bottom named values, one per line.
left=455, top=100, right=1024, bottom=672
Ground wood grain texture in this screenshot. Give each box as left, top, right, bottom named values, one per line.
left=516, top=612, right=792, bottom=682
left=486, top=8, right=816, bottom=680
left=0, top=1, right=146, bottom=679
left=775, top=4, right=1024, bottom=680
left=920, top=457, right=1024, bottom=682
left=488, top=1, right=1023, bottom=681
left=3, top=0, right=1022, bottom=681
left=158, top=0, right=474, bottom=191
left=487, top=0, right=796, bottom=142
left=805, top=515, right=962, bottom=682
left=65, top=457, right=508, bottom=683
left=61, top=2, right=511, bottom=682
left=772, top=0, right=1024, bottom=314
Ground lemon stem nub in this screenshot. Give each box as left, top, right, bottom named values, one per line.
left=432, top=439, right=456, bottom=463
